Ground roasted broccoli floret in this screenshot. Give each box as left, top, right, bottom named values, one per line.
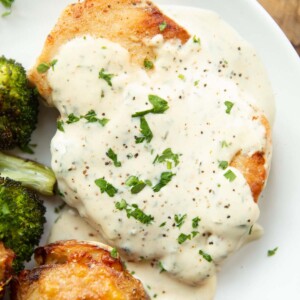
left=0, top=56, right=39, bottom=150
left=0, top=177, right=46, bottom=272
left=0, top=151, right=56, bottom=196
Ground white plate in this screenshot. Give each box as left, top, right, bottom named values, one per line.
left=1, top=1, right=300, bottom=299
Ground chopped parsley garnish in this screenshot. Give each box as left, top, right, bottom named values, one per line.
left=54, top=203, right=66, bottom=214
left=158, top=261, right=166, bottom=273
left=249, top=225, right=253, bottom=235
left=81, top=110, right=109, bottom=126
left=57, top=120, right=64, bottom=132
left=95, top=178, right=118, bottom=197
left=37, top=59, right=58, bottom=73
left=66, top=113, right=80, bottom=124
left=132, top=94, right=169, bottom=117
left=145, top=179, right=152, bottom=187
left=110, top=247, right=118, bottom=258
left=99, top=68, right=114, bottom=87
left=218, top=160, right=229, bottom=170
left=192, top=216, right=201, bottom=228
left=224, top=169, right=236, bottom=182
left=125, top=175, right=146, bottom=194
left=152, top=172, right=175, bottom=192
left=153, top=148, right=180, bottom=169
left=144, top=58, right=154, bottom=70
left=177, top=231, right=199, bottom=244
left=159, top=21, right=167, bottom=31
left=159, top=222, right=166, bottom=227
left=193, top=35, right=201, bottom=45
left=174, top=214, right=187, bottom=229
left=224, top=101, right=234, bottom=114
left=194, top=80, right=200, bottom=86
left=221, top=140, right=229, bottom=148
left=115, top=199, right=154, bottom=225
left=177, top=233, right=191, bottom=244
left=0, top=0, right=13, bottom=8
left=199, top=250, right=213, bottom=262
left=106, top=148, right=121, bottom=167
left=178, top=74, right=185, bottom=81
left=135, top=116, right=153, bottom=144
left=267, top=247, right=278, bottom=257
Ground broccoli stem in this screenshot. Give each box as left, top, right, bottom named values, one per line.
left=0, top=152, right=56, bottom=196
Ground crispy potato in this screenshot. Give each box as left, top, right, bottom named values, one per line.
left=11, top=240, right=149, bottom=300
left=0, top=242, right=15, bottom=299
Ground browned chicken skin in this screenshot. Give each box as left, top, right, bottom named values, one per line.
left=11, top=240, right=149, bottom=300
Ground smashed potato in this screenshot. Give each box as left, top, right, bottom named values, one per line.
left=11, top=240, right=149, bottom=300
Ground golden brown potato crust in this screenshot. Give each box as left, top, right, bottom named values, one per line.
left=11, top=240, right=149, bottom=300
left=0, top=242, right=15, bottom=299
left=28, top=0, right=190, bottom=103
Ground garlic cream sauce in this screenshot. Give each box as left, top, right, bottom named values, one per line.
left=49, top=6, right=274, bottom=299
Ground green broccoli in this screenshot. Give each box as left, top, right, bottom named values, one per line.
left=0, top=151, right=56, bottom=196
left=0, top=56, right=39, bottom=150
left=0, top=177, right=46, bottom=272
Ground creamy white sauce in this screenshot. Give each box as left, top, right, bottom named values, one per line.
left=48, top=6, right=274, bottom=299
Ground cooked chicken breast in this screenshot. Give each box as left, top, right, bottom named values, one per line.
left=11, top=240, right=149, bottom=300
left=28, top=0, right=190, bottom=105
left=28, top=0, right=271, bottom=202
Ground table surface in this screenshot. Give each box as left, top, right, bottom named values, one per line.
left=258, top=0, right=300, bottom=54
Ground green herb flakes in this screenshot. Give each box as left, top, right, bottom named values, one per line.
left=158, top=261, right=166, bottom=273
left=153, top=172, right=175, bottom=192
left=224, top=101, right=234, bottom=114
left=178, top=74, right=185, bottom=81
left=174, top=214, right=187, bottom=229
left=159, top=222, right=166, bottom=227
left=199, top=250, right=212, bottom=262
left=37, top=59, right=58, bottom=73
left=267, top=247, right=278, bottom=257
left=221, top=140, right=229, bottom=148
left=218, top=160, right=229, bottom=170
left=115, top=199, right=154, bottom=225
left=192, top=216, right=201, bottom=228
left=0, top=0, right=14, bottom=8
left=144, top=58, right=154, bottom=70
left=57, top=120, right=64, bottom=132
left=95, top=178, right=118, bottom=197
left=193, top=35, right=201, bottom=45
left=132, top=94, right=169, bottom=117
left=110, top=247, right=118, bottom=258
left=81, top=110, right=109, bottom=126
left=106, top=148, right=121, bottom=167
left=159, top=21, right=167, bottom=32
left=224, top=169, right=236, bottom=182
left=135, top=116, right=153, bottom=144
left=177, top=233, right=191, bottom=244
left=99, top=68, right=114, bottom=86
left=66, top=113, right=80, bottom=124
left=153, top=148, right=180, bottom=169
left=125, top=175, right=147, bottom=194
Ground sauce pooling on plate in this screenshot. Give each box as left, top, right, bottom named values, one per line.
left=49, top=6, right=274, bottom=299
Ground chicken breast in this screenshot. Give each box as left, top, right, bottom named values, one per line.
left=28, top=0, right=271, bottom=202
left=28, top=0, right=190, bottom=105
left=11, top=240, right=149, bottom=300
